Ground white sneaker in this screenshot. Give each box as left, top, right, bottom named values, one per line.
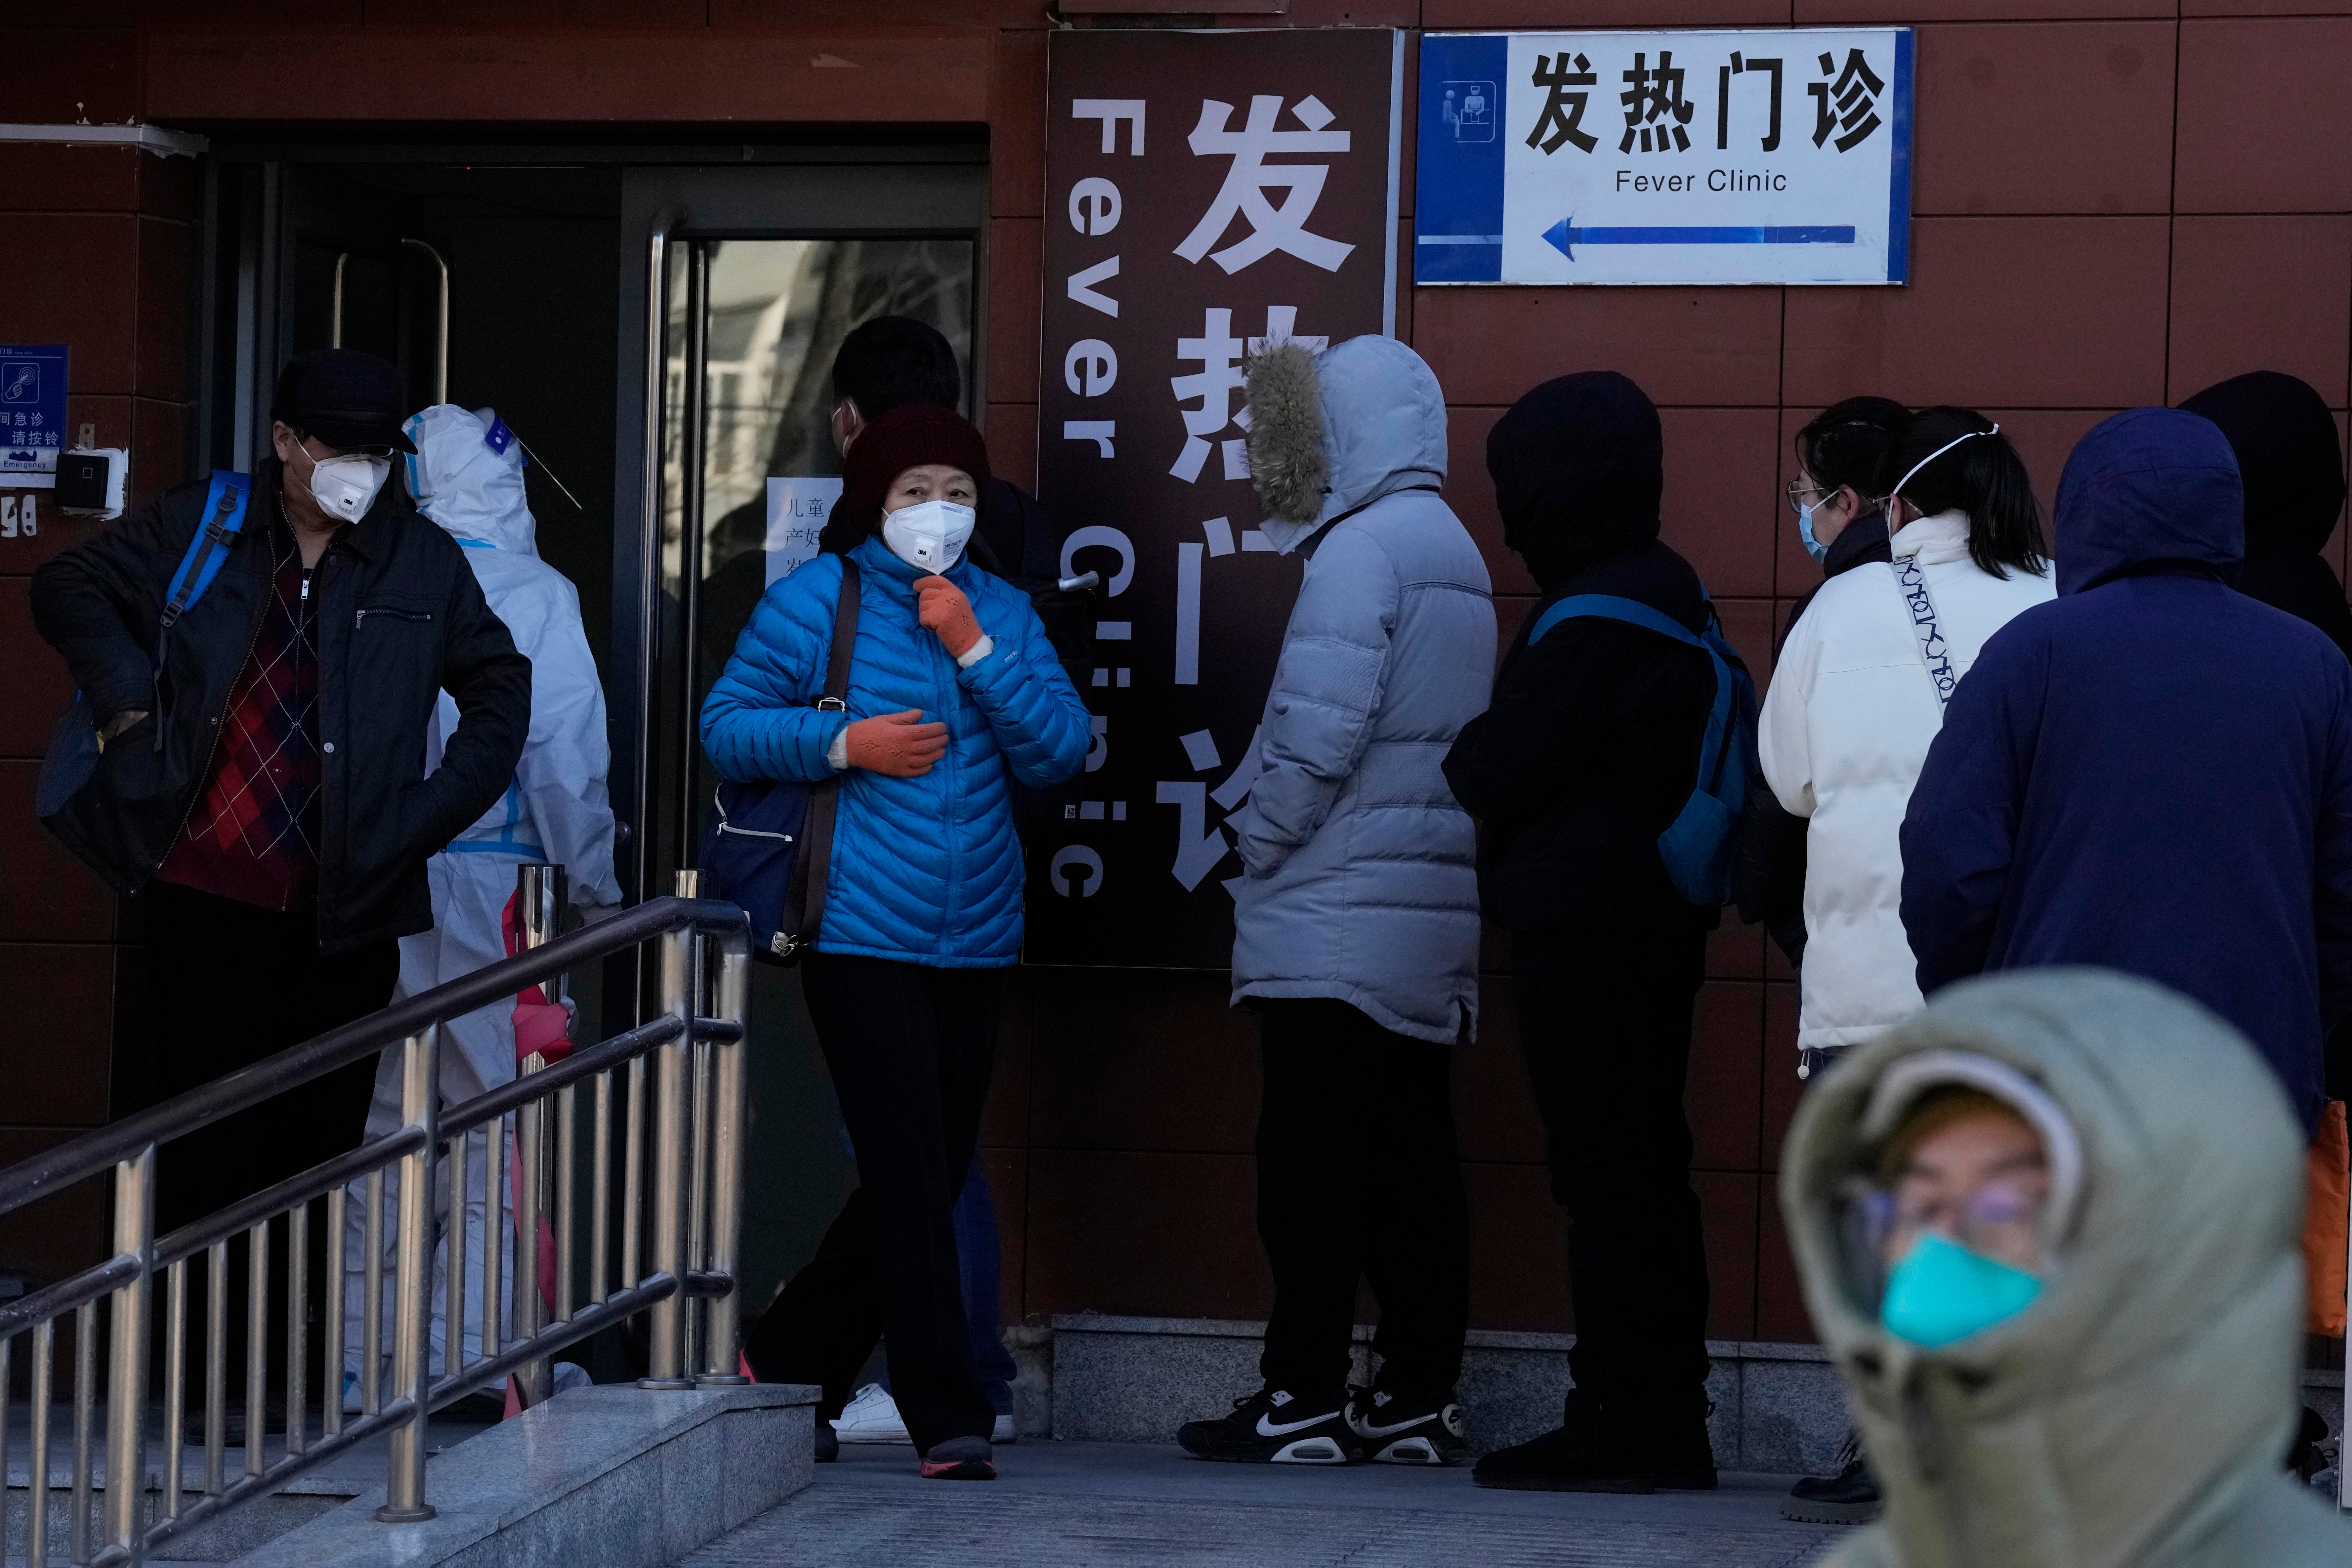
left=993, top=1412, right=1017, bottom=1443
left=831, top=1383, right=910, bottom=1443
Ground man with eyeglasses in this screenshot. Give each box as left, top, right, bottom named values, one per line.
left=33, top=348, right=530, bottom=1266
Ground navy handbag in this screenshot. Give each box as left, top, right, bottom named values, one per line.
left=697, top=557, right=861, bottom=964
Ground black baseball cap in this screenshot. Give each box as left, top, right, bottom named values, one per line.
left=272, top=349, right=417, bottom=454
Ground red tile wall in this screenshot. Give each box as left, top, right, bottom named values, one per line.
left=16, top=4, right=2346, bottom=1355
left=0, top=128, right=194, bottom=1292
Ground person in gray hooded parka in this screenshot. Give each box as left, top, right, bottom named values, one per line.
left=1176, top=335, right=1495, bottom=1467
left=1783, top=968, right=2349, bottom=1567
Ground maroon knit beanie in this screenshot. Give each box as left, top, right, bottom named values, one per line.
left=828, top=403, right=994, bottom=553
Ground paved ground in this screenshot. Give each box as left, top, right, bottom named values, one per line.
left=682, top=1442, right=1843, bottom=1568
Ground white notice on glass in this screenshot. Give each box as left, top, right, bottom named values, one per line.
left=765, top=477, right=840, bottom=585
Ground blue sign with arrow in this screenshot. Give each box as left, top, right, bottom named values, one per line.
left=1417, top=29, right=1911, bottom=286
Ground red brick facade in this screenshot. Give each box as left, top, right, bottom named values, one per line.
left=5, top=2, right=2346, bottom=1344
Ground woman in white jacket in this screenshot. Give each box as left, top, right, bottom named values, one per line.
left=1761, top=407, right=2054, bottom=1072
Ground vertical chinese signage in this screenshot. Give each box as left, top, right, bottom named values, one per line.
left=1418, top=29, right=1911, bottom=285
left=1029, top=28, right=1403, bottom=967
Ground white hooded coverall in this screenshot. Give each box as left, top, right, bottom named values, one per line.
left=343, top=404, right=620, bottom=1406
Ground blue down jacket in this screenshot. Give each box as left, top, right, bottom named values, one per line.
left=1228, top=336, right=1497, bottom=1043
left=700, top=536, right=1091, bottom=966
left=1899, top=407, right=2352, bottom=1129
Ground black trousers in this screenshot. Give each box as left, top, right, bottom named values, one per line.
left=1511, top=925, right=1711, bottom=1413
left=143, top=879, right=397, bottom=1397
left=1255, top=999, right=1470, bottom=1405
left=743, top=953, right=998, bottom=1453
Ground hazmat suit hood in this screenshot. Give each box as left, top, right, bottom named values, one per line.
left=1484, top=370, right=1663, bottom=591
left=2051, top=407, right=2242, bottom=597
left=2178, top=370, right=2347, bottom=561
left=404, top=404, right=539, bottom=556
left=1782, top=969, right=2345, bottom=1568
left=1243, top=334, right=1447, bottom=555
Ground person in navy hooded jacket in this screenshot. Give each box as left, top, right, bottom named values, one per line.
left=1899, top=406, right=2352, bottom=1134
left=702, top=403, right=1090, bottom=1479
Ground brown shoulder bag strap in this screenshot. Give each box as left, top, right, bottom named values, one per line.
left=784, top=556, right=860, bottom=949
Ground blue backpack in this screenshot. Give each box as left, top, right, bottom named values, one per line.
left=1527, top=592, right=1759, bottom=908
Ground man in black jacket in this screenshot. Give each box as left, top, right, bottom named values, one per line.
left=32, top=349, right=530, bottom=1244
left=1442, top=372, right=1719, bottom=1492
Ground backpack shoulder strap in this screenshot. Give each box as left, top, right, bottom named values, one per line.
left=160, top=471, right=254, bottom=631
left=1533, top=590, right=1742, bottom=795
left=1529, top=592, right=1704, bottom=651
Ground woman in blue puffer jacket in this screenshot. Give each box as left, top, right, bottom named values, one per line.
left=701, top=404, right=1089, bottom=1480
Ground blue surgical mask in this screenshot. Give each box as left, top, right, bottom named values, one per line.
left=1798, top=501, right=1831, bottom=564
left=1880, top=1231, right=2043, bottom=1349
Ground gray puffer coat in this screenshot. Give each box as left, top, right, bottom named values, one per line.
left=1228, top=336, right=1495, bottom=1043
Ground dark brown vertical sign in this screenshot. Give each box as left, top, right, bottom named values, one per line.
left=1029, top=28, right=1402, bottom=967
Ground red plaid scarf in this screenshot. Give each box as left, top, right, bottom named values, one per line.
left=155, top=525, right=326, bottom=911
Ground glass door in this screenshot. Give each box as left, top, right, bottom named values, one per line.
left=669, top=236, right=975, bottom=851
left=613, top=162, right=987, bottom=907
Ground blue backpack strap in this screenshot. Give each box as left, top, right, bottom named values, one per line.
left=1530, top=592, right=1736, bottom=790
left=161, top=471, right=253, bottom=630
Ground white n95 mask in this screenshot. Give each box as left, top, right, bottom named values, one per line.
left=296, top=445, right=392, bottom=523
left=881, top=498, right=976, bottom=574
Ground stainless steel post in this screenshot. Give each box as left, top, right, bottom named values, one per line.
left=323, top=1187, right=345, bottom=1439
left=699, top=931, right=751, bottom=1384
left=621, top=1057, right=646, bottom=1292
left=103, top=1148, right=152, bottom=1554
left=73, top=1300, right=94, bottom=1565
left=378, top=1027, right=440, bottom=1524
left=512, top=864, right=566, bottom=1406
left=244, top=1224, right=267, bottom=1479
left=286, top=1196, right=307, bottom=1457
left=30, top=1319, right=50, bottom=1568
left=360, top=1173, right=382, bottom=1417
left=638, top=919, right=696, bottom=1389
left=678, top=868, right=708, bottom=1378
left=163, top=1260, right=185, bottom=1519
left=592, top=1070, right=613, bottom=1303
left=203, top=1243, right=226, bottom=1497
left=445, top=1131, right=466, bottom=1380
left=556, top=1084, right=577, bottom=1325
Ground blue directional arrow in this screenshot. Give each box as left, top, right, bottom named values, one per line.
left=1541, top=217, right=1856, bottom=261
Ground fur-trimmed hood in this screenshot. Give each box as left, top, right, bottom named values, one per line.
left=1244, top=335, right=1447, bottom=554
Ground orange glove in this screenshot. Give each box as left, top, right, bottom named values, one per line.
left=844, top=709, right=949, bottom=777
left=915, top=574, right=983, bottom=660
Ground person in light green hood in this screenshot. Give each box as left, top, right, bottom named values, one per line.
left=1781, top=968, right=2347, bottom=1567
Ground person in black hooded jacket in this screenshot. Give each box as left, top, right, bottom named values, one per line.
left=2179, top=370, right=2352, bottom=666
left=2178, top=372, right=2352, bottom=1106
left=1441, top=371, right=1723, bottom=1492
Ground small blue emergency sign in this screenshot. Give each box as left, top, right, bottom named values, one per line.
left=0, top=344, right=70, bottom=483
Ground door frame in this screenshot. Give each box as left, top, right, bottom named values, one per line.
left=610, top=161, right=989, bottom=916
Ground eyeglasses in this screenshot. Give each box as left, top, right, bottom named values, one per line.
left=1785, top=478, right=1830, bottom=516
left=1863, top=1175, right=2049, bottom=1261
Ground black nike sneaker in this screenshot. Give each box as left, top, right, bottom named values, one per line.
left=1177, top=1387, right=1360, bottom=1464
left=1347, top=1387, right=1470, bottom=1465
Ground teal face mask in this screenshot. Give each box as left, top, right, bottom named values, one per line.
left=1880, top=1231, right=2043, bottom=1348
left=1798, top=500, right=1831, bottom=564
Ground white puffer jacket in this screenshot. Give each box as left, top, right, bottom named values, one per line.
left=1760, top=511, right=2055, bottom=1051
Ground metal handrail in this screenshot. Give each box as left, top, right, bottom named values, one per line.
left=0, top=885, right=754, bottom=1566
left=0, top=897, right=743, bottom=1216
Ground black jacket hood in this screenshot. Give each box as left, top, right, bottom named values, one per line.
left=2177, top=370, right=2347, bottom=561
left=1485, top=371, right=1663, bottom=590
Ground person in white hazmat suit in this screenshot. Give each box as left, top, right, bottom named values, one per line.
left=342, top=404, right=619, bottom=1410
